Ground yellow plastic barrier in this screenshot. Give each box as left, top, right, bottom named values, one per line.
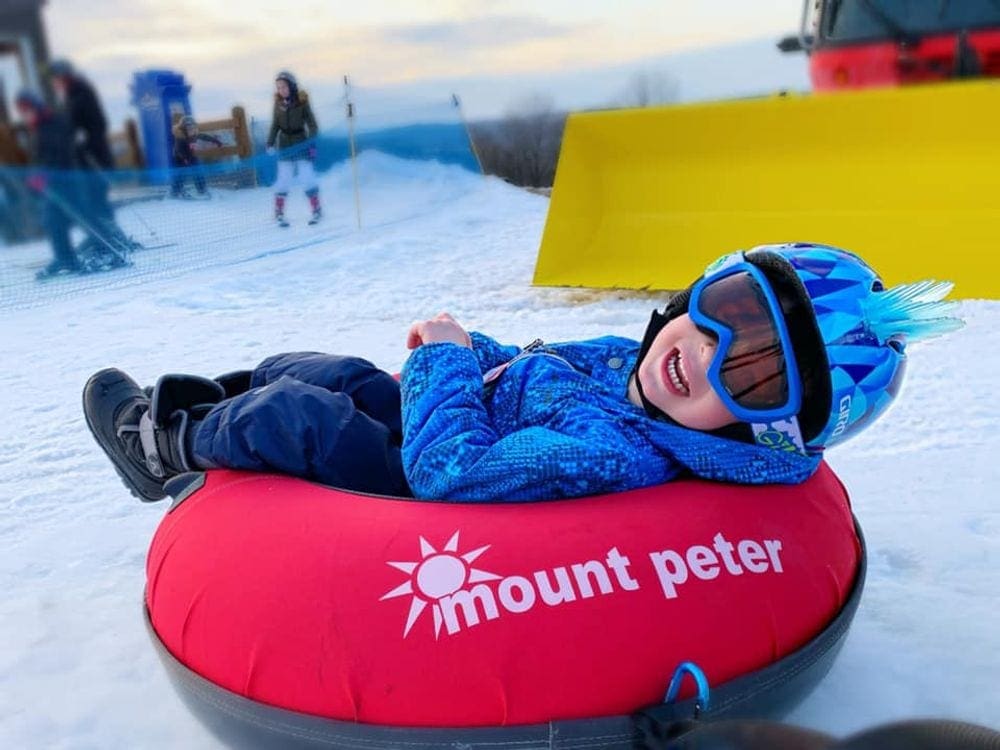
left=534, top=80, right=1000, bottom=298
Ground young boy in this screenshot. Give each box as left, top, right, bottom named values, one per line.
left=170, top=116, right=223, bottom=198
left=83, top=243, right=961, bottom=503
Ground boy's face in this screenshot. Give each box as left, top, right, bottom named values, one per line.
left=16, top=102, right=38, bottom=128
left=632, top=313, right=738, bottom=431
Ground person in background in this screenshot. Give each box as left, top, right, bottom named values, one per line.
left=48, top=59, right=131, bottom=252
left=48, top=59, right=113, bottom=171
left=266, top=71, right=322, bottom=227
left=170, top=115, right=223, bottom=198
left=14, top=90, right=83, bottom=278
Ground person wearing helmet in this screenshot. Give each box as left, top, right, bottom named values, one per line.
left=82, top=243, right=962, bottom=503
left=266, top=71, right=322, bottom=226
left=169, top=115, right=223, bottom=198
left=14, top=89, right=84, bottom=278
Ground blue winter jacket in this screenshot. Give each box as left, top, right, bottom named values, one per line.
left=400, top=332, right=820, bottom=501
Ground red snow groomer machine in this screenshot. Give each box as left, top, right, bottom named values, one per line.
left=778, top=0, right=1000, bottom=89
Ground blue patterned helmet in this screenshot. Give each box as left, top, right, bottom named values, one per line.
left=744, top=243, right=962, bottom=451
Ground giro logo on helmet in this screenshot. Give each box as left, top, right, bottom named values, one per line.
left=832, top=395, right=852, bottom=438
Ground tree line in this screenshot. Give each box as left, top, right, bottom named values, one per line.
left=468, top=71, right=677, bottom=188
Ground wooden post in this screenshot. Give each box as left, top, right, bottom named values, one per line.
left=124, top=117, right=143, bottom=168
left=231, top=105, right=256, bottom=186
left=0, top=124, right=29, bottom=165
left=231, top=105, right=251, bottom=159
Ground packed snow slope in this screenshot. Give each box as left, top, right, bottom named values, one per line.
left=1, top=154, right=997, bottom=748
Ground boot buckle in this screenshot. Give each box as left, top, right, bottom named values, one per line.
left=139, top=412, right=165, bottom=478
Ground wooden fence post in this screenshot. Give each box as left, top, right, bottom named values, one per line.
left=124, top=117, right=143, bottom=168
left=231, top=106, right=251, bottom=158
left=231, top=105, right=256, bottom=187
left=0, top=124, right=29, bottom=165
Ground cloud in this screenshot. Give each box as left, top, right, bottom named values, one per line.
left=34, top=1, right=802, bottom=128
left=381, top=14, right=582, bottom=50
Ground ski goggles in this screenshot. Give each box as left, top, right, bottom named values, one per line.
left=688, top=253, right=803, bottom=423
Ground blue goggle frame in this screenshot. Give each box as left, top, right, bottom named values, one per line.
left=688, top=253, right=804, bottom=425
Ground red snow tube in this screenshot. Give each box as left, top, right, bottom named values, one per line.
left=146, top=463, right=860, bottom=730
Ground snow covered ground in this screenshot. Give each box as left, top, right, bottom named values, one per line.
left=1, top=154, right=997, bottom=748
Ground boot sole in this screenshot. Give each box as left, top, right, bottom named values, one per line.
left=82, top=368, right=166, bottom=502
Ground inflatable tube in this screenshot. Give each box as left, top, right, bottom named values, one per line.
left=146, top=463, right=863, bottom=748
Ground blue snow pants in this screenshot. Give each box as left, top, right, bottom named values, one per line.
left=190, top=352, right=412, bottom=497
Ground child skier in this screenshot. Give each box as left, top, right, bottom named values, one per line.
left=83, top=243, right=962, bottom=503
left=170, top=115, right=223, bottom=199
left=266, top=71, right=321, bottom=226
left=14, top=90, right=83, bottom=278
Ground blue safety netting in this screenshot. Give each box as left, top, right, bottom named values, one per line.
left=0, top=84, right=481, bottom=311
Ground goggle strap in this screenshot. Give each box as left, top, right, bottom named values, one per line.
left=751, top=418, right=807, bottom=455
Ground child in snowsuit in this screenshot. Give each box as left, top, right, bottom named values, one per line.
left=267, top=71, right=322, bottom=226
left=83, top=243, right=962, bottom=503
left=14, top=90, right=84, bottom=278
left=170, top=116, right=223, bottom=198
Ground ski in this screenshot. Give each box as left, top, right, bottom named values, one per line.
left=35, top=262, right=132, bottom=282
left=136, top=242, right=179, bottom=252
left=168, top=192, right=212, bottom=202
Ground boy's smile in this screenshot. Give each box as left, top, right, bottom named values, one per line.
left=629, top=313, right=738, bottom=431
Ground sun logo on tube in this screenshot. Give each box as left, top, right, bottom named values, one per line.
left=380, top=531, right=501, bottom=638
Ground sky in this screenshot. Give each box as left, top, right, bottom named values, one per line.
left=6, top=1, right=810, bottom=127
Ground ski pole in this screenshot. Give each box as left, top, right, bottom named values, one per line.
left=344, top=75, right=362, bottom=229
left=452, top=93, right=484, bottom=175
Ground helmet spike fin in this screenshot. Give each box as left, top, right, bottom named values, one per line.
left=865, top=280, right=965, bottom=345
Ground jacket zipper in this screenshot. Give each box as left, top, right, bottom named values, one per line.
left=482, top=339, right=545, bottom=387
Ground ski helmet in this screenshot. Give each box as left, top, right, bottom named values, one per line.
left=633, top=242, right=963, bottom=452
left=179, top=115, right=197, bottom=130
left=47, top=59, right=74, bottom=78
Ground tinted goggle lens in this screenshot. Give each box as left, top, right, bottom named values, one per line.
left=695, top=271, right=790, bottom=411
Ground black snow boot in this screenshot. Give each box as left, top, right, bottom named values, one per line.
left=142, top=370, right=252, bottom=400
left=213, top=369, right=253, bottom=398
left=83, top=369, right=225, bottom=502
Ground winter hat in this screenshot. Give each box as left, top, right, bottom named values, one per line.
left=47, top=59, right=75, bottom=78
left=14, top=89, right=46, bottom=113
left=275, top=71, right=299, bottom=101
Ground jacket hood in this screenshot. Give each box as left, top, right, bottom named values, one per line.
left=645, top=416, right=821, bottom=484
left=595, top=338, right=816, bottom=484
left=614, top=342, right=820, bottom=484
